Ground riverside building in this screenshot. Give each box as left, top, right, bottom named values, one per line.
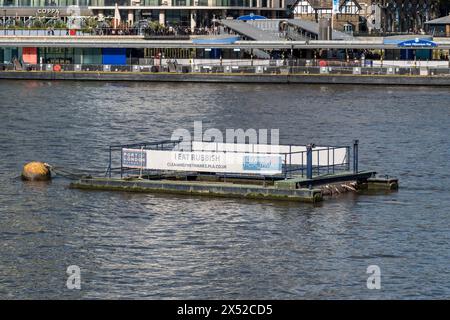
left=293, top=0, right=442, bottom=33
left=0, top=0, right=289, bottom=29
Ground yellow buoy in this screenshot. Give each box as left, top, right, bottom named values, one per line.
left=21, top=162, right=51, bottom=181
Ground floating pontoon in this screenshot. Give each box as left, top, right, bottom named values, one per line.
left=70, top=139, right=398, bottom=203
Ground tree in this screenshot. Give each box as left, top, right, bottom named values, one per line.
left=439, top=0, right=450, bottom=16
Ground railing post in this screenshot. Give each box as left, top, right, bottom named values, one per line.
left=327, top=147, right=330, bottom=174
left=332, top=148, right=335, bottom=174
left=109, top=146, right=112, bottom=178
left=284, top=153, right=287, bottom=180
left=289, top=145, right=292, bottom=178
left=120, top=147, right=123, bottom=179
left=317, top=148, right=320, bottom=176
left=353, top=139, right=359, bottom=173
left=346, top=146, right=351, bottom=171
left=306, top=144, right=313, bottom=180
left=301, top=151, right=304, bottom=177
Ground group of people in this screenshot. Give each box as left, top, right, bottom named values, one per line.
left=38, top=21, right=227, bottom=37
left=94, top=28, right=141, bottom=36
left=46, top=27, right=56, bottom=36
left=144, top=25, right=221, bottom=37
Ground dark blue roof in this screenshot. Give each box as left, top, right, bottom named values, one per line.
left=237, top=14, right=267, bottom=21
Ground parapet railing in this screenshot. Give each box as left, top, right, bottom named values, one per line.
left=0, top=27, right=223, bottom=37
left=2, top=63, right=450, bottom=77
left=106, top=139, right=181, bottom=178
left=189, top=141, right=351, bottom=179
left=0, top=29, right=93, bottom=37
left=280, top=145, right=351, bottom=179
left=0, top=28, right=145, bottom=37
left=105, top=139, right=358, bottom=181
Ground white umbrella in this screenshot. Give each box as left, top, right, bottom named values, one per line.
left=113, top=3, right=121, bottom=29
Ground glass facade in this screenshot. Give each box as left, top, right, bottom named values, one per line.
left=208, top=0, right=252, bottom=6
left=0, top=0, right=261, bottom=5
left=172, top=0, right=193, bottom=6
left=141, top=0, right=161, bottom=5
left=0, top=0, right=90, bottom=5
left=0, top=0, right=131, bottom=5
left=166, top=9, right=189, bottom=25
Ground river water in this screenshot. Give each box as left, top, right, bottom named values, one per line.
left=0, top=80, right=449, bottom=299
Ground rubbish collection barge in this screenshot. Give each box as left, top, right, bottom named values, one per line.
left=70, top=139, right=398, bottom=203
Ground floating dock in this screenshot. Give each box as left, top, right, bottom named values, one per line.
left=71, top=177, right=324, bottom=203
left=69, top=139, right=398, bottom=203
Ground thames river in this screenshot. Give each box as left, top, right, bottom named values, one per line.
left=0, top=80, right=449, bottom=299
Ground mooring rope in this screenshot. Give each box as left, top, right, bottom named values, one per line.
left=47, top=165, right=104, bottom=180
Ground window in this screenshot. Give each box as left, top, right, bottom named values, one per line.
left=341, top=1, right=359, bottom=14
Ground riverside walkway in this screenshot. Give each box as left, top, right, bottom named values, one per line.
left=1, top=69, right=450, bottom=86
left=1, top=36, right=450, bottom=49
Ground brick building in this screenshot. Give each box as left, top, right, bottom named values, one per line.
left=293, top=0, right=363, bottom=32
left=293, top=0, right=442, bottom=33
left=370, top=0, right=441, bottom=33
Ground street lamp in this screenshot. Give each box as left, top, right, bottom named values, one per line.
left=3, top=10, right=6, bottom=35
left=212, top=14, right=216, bottom=34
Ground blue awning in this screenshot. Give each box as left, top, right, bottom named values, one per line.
left=237, top=14, right=267, bottom=21
left=397, top=38, right=438, bottom=48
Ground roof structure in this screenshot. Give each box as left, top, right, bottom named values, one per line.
left=286, top=0, right=298, bottom=6
left=287, top=19, right=354, bottom=40
left=219, top=20, right=283, bottom=41
left=1, top=37, right=450, bottom=49
left=425, top=15, right=450, bottom=25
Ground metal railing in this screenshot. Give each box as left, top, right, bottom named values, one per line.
left=0, top=27, right=148, bottom=37
left=352, top=31, right=441, bottom=37
left=1, top=26, right=446, bottom=38
left=106, top=139, right=182, bottom=178
left=105, top=139, right=355, bottom=181
left=0, top=28, right=93, bottom=37
left=2, top=62, right=450, bottom=76
left=0, top=26, right=225, bottom=37
left=281, top=145, right=351, bottom=179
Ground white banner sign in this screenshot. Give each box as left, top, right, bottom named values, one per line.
left=122, top=148, right=283, bottom=175
left=191, top=142, right=347, bottom=167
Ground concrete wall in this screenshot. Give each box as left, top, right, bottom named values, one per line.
left=1, top=71, right=450, bottom=86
